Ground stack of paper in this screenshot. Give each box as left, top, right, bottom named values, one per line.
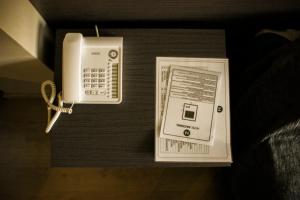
left=155, top=57, right=232, bottom=164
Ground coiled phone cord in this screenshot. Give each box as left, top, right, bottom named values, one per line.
left=41, top=80, right=74, bottom=134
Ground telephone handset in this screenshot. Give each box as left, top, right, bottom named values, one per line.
left=63, top=33, right=123, bottom=104
left=41, top=32, right=123, bottom=133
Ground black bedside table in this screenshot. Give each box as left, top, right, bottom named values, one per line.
left=52, top=29, right=225, bottom=167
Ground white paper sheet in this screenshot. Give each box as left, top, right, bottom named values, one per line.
left=155, top=57, right=232, bottom=164
left=160, top=65, right=221, bottom=145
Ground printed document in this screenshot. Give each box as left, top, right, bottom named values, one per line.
left=155, top=57, right=232, bottom=164
left=160, top=65, right=220, bottom=145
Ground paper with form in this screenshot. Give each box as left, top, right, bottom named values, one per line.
left=160, top=66, right=220, bottom=145
left=155, top=57, right=232, bottom=164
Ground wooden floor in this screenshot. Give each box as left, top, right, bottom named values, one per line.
left=0, top=98, right=224, bottom=200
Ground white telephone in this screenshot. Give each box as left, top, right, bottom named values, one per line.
left=63, top=33, right=123, bottom=104
left=41, top=32, right=123, bottom=133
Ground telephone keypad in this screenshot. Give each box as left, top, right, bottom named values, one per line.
left=83, top=67, right=107, bottom=95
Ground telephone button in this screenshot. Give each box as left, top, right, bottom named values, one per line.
left=108, top=50, right=118, bottom=59
left=84, top=84, right=91, bottom=88
left=91, top=84, right=98, bottom=88
left=83, top=68, right=91, bottom=73
left=91, top=79, right=98, bottom=83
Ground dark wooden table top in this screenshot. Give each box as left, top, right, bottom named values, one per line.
left=30, top=0, right=300, bottom=26
left=53, top=29, right=225, bottom=167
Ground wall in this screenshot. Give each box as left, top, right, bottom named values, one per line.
left=0, top=0, right=53, bottom=97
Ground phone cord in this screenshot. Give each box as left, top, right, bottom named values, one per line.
left=41, top=80, right=74, bottom=134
